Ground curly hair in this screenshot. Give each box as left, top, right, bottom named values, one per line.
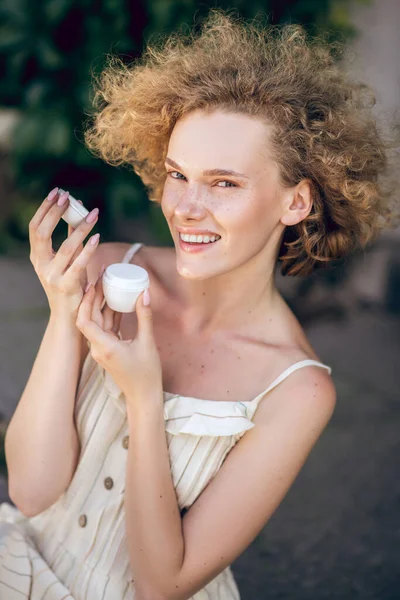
left=84, top=9, right=399, bottom=276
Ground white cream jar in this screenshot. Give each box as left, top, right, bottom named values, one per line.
left=102, top=263, right=150, bottom=313
left=58, top=189, right=89, bottom=227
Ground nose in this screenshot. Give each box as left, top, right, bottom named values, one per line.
left=174, top=190, right=207, bottom=220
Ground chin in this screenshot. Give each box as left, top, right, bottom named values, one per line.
left=177, top=266, right=209, bottom=280
left=176, top=259, right=227, bottom=281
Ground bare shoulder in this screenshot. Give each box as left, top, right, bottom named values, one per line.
left=253, top=360, right=336, bottom=429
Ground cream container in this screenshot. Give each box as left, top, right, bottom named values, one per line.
left=102, top=263, right=150, bottom=313
left=58, top=188, right=89, bottom=228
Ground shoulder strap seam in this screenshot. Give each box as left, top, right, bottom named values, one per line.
left=250, top=360, right=332, bottom=406
left=122, top=242, right=143, bottom=263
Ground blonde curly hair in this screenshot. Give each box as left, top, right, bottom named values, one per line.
left=84, top=9, right=399, bottom=276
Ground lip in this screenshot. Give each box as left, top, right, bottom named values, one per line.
left=177, top=227, right=220, bottom=236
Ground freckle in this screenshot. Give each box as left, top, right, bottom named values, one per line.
left=160, top=494, right=163, bottom=498
left=202, top=292, right=206, bottom=296
left=227, top=390, right=230, bottom=393
left=210, top=349, right=214, bottom=353
left=188, top=362, right=192, bottom=366
left=220, top=556, right=224, bottom=560
left=237, top=356, right=241, bottom=359
left=201, top=365, right=204, bottom=368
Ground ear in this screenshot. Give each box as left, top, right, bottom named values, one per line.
left=280, top=179, right=313, bottom=227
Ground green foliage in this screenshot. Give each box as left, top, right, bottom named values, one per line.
left=0, top=0, right=363, bottom=250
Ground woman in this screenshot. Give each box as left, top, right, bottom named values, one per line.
left=1, top=10, right=395, bottom=600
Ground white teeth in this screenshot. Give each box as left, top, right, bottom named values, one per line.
left=179, top=233, right=221, bottom=244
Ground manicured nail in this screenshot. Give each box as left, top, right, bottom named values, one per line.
left=86, top=208, right=99, bottom=223
left=47, top=187, right=59, bottom=202
left=57, top=191, right=69, bottom=206
left=143, top=289, right=150, bottom=306
left=90, top=233, right=100, bottom=245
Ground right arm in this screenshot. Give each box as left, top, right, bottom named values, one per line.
left=5, top=313, right=88, bottom=517
left=4, top=189, right=115, bottom=517
left=5, top=248, right=109, bottom=518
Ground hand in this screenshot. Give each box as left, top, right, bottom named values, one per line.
left=76, top=270, right=163, bottom=406
left=29, top=187, right=101, bottom=321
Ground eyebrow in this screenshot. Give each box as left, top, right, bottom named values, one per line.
left=165, top=157, right=250, bottom=179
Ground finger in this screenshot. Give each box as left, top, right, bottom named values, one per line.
left=56, top=206, right=99, bottom=274
left=111, top=311, right=123, bottom=335
left=103, top=303, right=117, bottom=332
left=34, top=191, right=71, bottom=260
left=136, top=289, right=153, bottom=341
left=91, top=270, right=105, bottom=327
left=77, top=285, right=116, bottom=349
left=67, top=222, right=80, bottom=262
left=28, top=188, right=60, bottom=261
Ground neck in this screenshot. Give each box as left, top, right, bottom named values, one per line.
left=174, top=251, right=280, bottom=338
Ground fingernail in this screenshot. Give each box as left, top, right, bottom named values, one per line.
left=47, top=187, right=59, bottom=202
left=90, top=233, right=100, bottom=245
left=86, top=208, right=99, bottom=223
left=57, top=191, right=69, bottom=206
left=143, top=289, right=151, bottom=306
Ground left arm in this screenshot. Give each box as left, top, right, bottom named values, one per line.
left=124, top=398, right=185, bottom=599
left=125, top=367, right=336, bottom=600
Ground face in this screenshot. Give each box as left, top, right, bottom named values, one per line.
left=161, top=109, right=297, bottom=280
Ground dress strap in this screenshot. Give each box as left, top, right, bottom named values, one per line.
left=250, top=359, right=332, bottom=407
left=121, top=242, right=144, bottom=264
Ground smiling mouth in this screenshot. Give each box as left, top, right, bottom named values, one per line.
left=179, top=233, right=221, bottom=245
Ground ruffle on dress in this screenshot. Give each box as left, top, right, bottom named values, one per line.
left=163, top=394, right=255, bottom=437
left=100, top=363, right=256, bottom=438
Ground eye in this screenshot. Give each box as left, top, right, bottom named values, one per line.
left=216, top=180, right=237, bottom=188
left=167, top=171, right=186, bottom=180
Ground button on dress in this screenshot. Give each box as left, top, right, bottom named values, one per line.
left=0, top=242, right=332, bottom=599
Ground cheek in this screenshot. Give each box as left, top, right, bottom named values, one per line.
left=160, top=184, right=177, bottom=217
left=213, top=194, right=260, bottom=228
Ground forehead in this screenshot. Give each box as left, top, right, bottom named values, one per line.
left=167, top=109, right=273, bottom=173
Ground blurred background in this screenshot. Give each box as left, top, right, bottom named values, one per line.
left=0, top=0, right=399, bottom=598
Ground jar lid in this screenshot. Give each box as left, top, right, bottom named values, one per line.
left=58, top=189, right=88, bottom=219
left=103, top=263, right=150, bottom=291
